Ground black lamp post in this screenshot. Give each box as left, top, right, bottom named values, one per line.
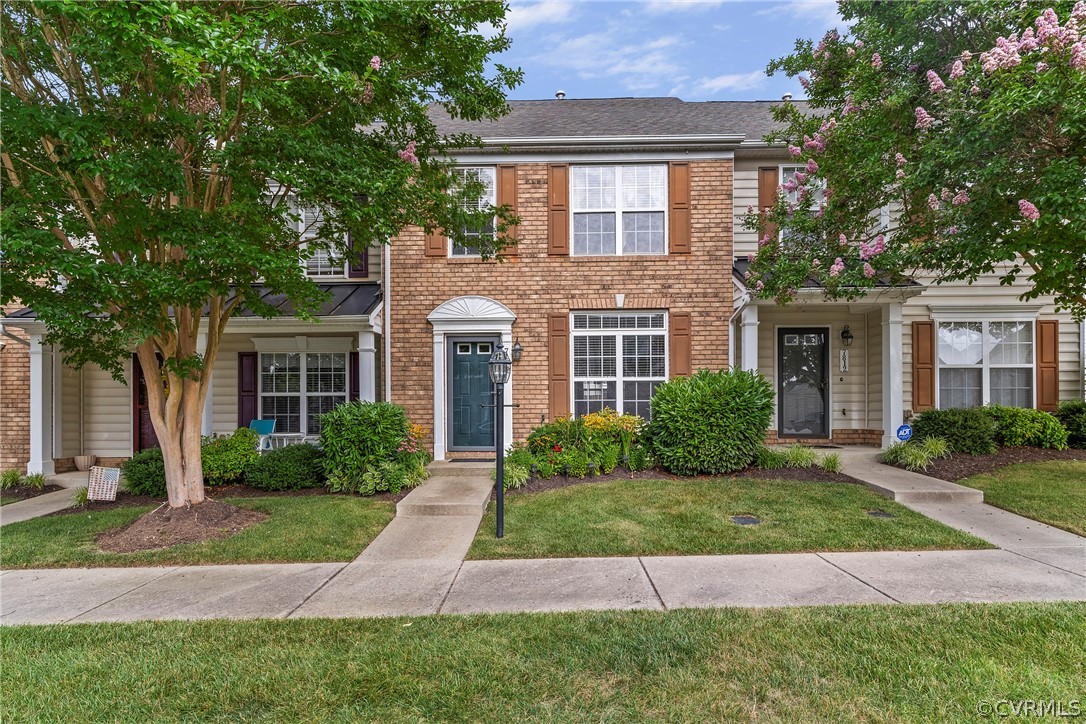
left=487, top=342, right=512, bottom=538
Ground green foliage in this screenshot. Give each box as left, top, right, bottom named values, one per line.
left=21, top=473, right=46, bottom=490
left=747, top=1, right=1086, bottom=318
left=120, top=448, right=167, bottom=498
left=782, top=445, right=819, bottom=469
left=912, top=408, right=997, bottom=456
left=496, top=461, right=531, bottom=491
left=321, top=402, right=429, bottom=495
left=518, top=409, right=651, bottom=479
left=820, top=453, right=843, bottom=474
left=1056, top=401, right=1086, bottom=449
left=202, top=428, right=260, bottom=486
left=1, top=469, right=22, bottom=490
left=246, top=444, right=325, bottom=491
left=985, top=406, right=1069, bottom=450
left=71, top=486, right=90, bottom=507
left=881, top=436, right=952, bottom=472
left=919, top=436, right=951, bottom=461
left=754, top=446, right=788, bottom=469
left=754, top=445, right=840, bottom=472
left=626, top=442, right=655, bottom=473
left=647, top=369, right=775, bottom=475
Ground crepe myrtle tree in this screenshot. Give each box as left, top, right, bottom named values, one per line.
left=743, top=0, right=1086, bottom=320
left=1, top=1, right=521, bottom=507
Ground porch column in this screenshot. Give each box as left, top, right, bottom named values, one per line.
left=357, top=330, right=377, bottom=403
left=196, top=332, right=213, bottom=436
left=740, top=305, right=760, bottom=373
left=881, top=302, right=904, bottom=448
left=432, top=333, right=446, bottom=461
left=27, top=334, right=55, bottom=476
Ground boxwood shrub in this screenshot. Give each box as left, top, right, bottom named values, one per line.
left=911, top=407, right=997, bottom=455
left=246, top=444, right=326, bottom=491
left=202, top=427, right=260, bottom=485
left=984, top=405, right=1068, bottom=450
left=1055, top=401, right=1086, bottom=449
left=121, top=447, right=167, bottom=497
left=647, top=369, right=774, bottom=475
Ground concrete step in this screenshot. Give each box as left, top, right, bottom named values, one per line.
left=427, top=461, right=495, bottom=478
left=397, top=474, right=493, bottom=517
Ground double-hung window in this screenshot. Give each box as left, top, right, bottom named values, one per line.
left=287, top=199, right=345, bottom=277
left=937, top=321, right=1034, bottom=408
left=571, top=165, right=667, bottom=255
left=451, top=167, right=496, bottom=257
left=571, top=312, right=667, bottom=419
left=260, top=352, right=347, bottom=435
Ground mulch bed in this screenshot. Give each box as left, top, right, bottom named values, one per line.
left=913, top=446, right=1086, bottom=482
left=0, top=484, right=65, bottom=505
left=97, top=499, right=268, bottom=553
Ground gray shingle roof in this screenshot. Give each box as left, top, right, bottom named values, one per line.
left=430, top=97, right=806, bottom=142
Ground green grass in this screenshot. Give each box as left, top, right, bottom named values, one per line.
left=956, top=461, right=1086, bottom=536
left=2, top=603, right=1082, bottom=721
left=468, top=478, right=989, bottom=559
left=0, top=495, right=395, bottom=569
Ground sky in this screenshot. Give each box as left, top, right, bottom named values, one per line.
left=493, top=0, right=848, bottom=102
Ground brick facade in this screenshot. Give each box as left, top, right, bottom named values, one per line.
left=1, top=302, right=30, bottom=472
left=388, top=160, right=733, bottom=451
left=766, top=429, right=883, bottom=446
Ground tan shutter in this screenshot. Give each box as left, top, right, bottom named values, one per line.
left=548, top=164, right=569, bottom=256
left=757, top=167, right=779, bottom=242
left=497, top=164, right=518, bottom=257
left=670, top=312, right=692, bottom=377
left=912, top=320, right=936, bottom=411
left=548, top=314, right=570, bottom=419
left=1036, top=320, right=1059, bottom=411
left=668, top=162, right=691, bottom=254
left=423, top=227, right=446, bottom=257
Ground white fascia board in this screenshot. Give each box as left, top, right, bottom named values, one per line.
left=927, top=304, right=1045, bottom=320
left=751, top=286, right=927, bottom=305
left=479, top=133, right=745, bottom=147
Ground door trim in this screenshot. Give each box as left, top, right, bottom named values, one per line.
left=132, top=353, right=161, bottom=452
left=775, top=326, right=831, bottom=439
left=446, top=335, right=500, bottom=452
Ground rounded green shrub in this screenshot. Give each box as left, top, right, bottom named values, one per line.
left=984, top=405, right=1068, bottom=450
left=121, top=447, right=167, bottom=497
left=647, top=369, right=774, bottom=475
left=202, top=428, right=260, bottom=485
left=911, top=407, right=997, bottom=455
left=320, top=401, right=431, bottom=495
left=246, top=444, right=325, bottom=491
left=1055, top=401, right=1086, bottom=449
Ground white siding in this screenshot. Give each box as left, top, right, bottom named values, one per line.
left=59, top=363, right=81, bottom=457
left=733, top=159, right=764, bottom=259
left=82, top=359, right=132, bottom=457
left=865, top=310, right=883, bottom=426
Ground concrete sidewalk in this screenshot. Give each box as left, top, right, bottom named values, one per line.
left=0, top=470, right=88, bottom=527
left=2, top=457, right=1084, bottom=625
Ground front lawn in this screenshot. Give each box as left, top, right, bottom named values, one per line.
left=956, top=461, right=1086, bottom=536
left=468, top=478, right=989, bottom=560
left=0, top=495, right=395, bottom=569
left=2, top=603, right=1082, bottom=721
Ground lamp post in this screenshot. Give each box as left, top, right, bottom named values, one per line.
left=487, top=342, right=512, bottom=538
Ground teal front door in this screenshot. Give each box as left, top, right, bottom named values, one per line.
left=448, top=338, right=496, bottom=450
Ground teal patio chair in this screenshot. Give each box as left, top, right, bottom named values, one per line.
left=249, top=419, right=276, bottom=452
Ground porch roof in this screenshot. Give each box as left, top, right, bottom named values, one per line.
left=732, top=259, right=921, bottom=290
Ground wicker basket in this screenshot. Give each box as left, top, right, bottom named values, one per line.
left=87, top=466, right=121, bottom=502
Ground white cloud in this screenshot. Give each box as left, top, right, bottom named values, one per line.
left=757, top=0, right=844, bottom=28
left=534, top=33, right=685, bottom=92
left=671, top=69, right=766, bottom=97
left=643, top=0, right=725, bottom=14
left=507, top=1, right=576, bottom=31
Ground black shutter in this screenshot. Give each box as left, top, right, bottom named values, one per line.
left=349, top=351, right=360, bottom=401
left=347, top=233, right=368, bottom=278
left=238, top=352, right=258, bottom=427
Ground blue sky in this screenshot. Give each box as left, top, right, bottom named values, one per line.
left=494, top=0, right=847, bottom=101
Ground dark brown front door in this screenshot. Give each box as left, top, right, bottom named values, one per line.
left=133, top=354, right=161, bottom=451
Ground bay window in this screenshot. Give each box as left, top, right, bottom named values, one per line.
left=572, top=312, right=667, bottom=419
left=937, top=321, right=1034, bottom=408
left=260, top=352, right=347, bottom=435
left=571, top=165, right=667, bottom=256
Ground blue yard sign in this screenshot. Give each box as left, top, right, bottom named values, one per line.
left=896, top=424, right=913, bottom=442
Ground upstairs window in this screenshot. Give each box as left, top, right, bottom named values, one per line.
left=451, top=167, right=496, bottom=257
left=287, top=200, right=347, bottom=277
left=571, top=165, right=667, bottom=256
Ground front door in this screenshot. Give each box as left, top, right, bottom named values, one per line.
left=448, top=337, right=497, bottom=450
left=778, top=328, right=829, bottom=438
left=133, top=354, right=161, bottom=451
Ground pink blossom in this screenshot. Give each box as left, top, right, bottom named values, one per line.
left=871, top=53, right=883, bottom=69
left=952, top=189, right=970, bottom=206
left=863, top=262, right=876, bottom=278
left=970, top=84, right=981, bottom=95
left=804, top=135, right=826, bottom=153
left=1036, top=61, right=1050, bottom=72
left=961, top=51, right=973, bottom=63
left=806, top=158, right=819, bottom=174
left=788, top=144, right=802, bottom=158
left=1018, top=28, right=1039, bottom=53
left=941, top=187, right=953, bottom=201
left=843, top=95, right=859, bottom=115
left=896, top=169, right=906, bottom=179
left=946, top=226, right=959, bottom=235
left=758, top=234, right=771, bottom=248
left=782, top=179, right=797, bottom=193
left=743, top=271, right=750, bottom=280
left=1074, top=1, right=1086, bottom=21
left=860, top=235, right=885, bottom=261
left=838, top=233, right=848, bottom=245
left=895, top=152, right=907, bottom=167
left=1019, top=199, right=1040, bottom=221
left=819, top=118, right=838, bottom=134
left=846, top=46, right=855, bottom=57
left=812, top=258, right=821, bottom=267
left=799, top=75, right=811, bottom=91
left=1072, top=43, right=1086, bottom=70
left=915, top=106, right=934, bottom=130
left=755, top=280, right=765, bottom=291
left=747, top=253, right=756, bottom=263
left=397, top=140, right=419, bottom=165
left=829, top=257, right=845, bottom=277
left=928, top=194, right=940, bottom=211
left=926, top=70, right=947, bottom=92
left=793, top=171, right=807, bottom=184
left=815, top=204, right=826, bottom=218
left=949, top=59, right=965, bottom=79
left=370, top=55, right=382, bottom=71
left=747, top=205, right=755, bottom=214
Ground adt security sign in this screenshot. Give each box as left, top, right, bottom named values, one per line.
left=896, top=424, right=913, bottom=442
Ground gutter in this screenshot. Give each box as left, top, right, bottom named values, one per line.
left=0, top=323, right=32, bottom=347
left=384, top=242, right=392, bottom=403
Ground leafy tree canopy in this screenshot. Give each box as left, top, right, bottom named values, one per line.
left=745, top=0, right=1086, bottom=319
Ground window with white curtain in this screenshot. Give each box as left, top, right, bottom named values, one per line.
left=937, top=321, right=1034, bottom=409
left=571, top=165, right=667, bottom=256
left=451, top=167, right=496, bottom=257
left=571, top=312, right=667, bottom=419
left=260, top=352, right=347, bottom=435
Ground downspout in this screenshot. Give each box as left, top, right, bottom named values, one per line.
left=0, top=324, right=31, bottom=348
left=383, top=242, right=392, bottom=402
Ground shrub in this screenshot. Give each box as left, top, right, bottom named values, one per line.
left=22, top=473, right=46, bottom=490
left=246, top=444, right=325, bottom=491
left=820, top=452, right=843, bottom=473
left=754, top=446, right=787, bottom=469
left=121, top=447, right=167, bottom=497
left=781, top=444, right=819, bottom=469
left=919, top=436, right=951, bottom=460
left=321, top=401, right=409, bottom=492
left=647, top=369, right=774, bottom=475
left=0, top=469, right=22, bottom=490
left=1056, top=400, right=1086, bottom=449
left=911, top=407, right=997, bottom=455
left=984, top=406, right=1068, bottom=450
left=881, top=441, right=934, bottom=472
left=202, top=428, right=260, bottom=486
left=526, top=417, right=586, bottom=458
left=72, top=486, right=90, bottom=506
left=496, top=461, right=530, bottom=490
left=626, top=441, right=654, bottom=472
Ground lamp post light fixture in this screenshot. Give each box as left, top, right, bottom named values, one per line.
left=487, top=342, right=512, bottom=538
left=840, top=325, right=854, bottom=347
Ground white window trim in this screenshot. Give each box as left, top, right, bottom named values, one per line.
left=285, top=197, right=349, bottom=278
left=569, top=311, right=669, bottom=418
left=934, top=319, right=1036, bottom=409
left=258, top=350, right=349, bottom=437
left=570, top=165, right=669, bottom=257
left=449, top=166, right=496, bottom=258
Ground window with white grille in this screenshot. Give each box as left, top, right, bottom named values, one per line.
left=571, top=166, right=667, bottom=256
left=260, top=352, right=347, bottom=435
left=451, top=167, right=496, bottom=257
left=571, top=312, right=667, bottom=419
left=937, top=321, right=1034, bottom=408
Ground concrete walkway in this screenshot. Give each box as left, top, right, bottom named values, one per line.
left=0, top=470, right=88, bottom=527
left=2, top=458, right=1084, bottom=625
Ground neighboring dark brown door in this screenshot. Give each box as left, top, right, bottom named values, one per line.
left=133, top=354, right=161, bottom=451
